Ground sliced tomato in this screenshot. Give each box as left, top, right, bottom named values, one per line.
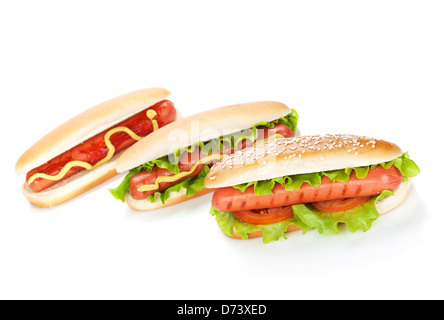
left=311, top=196, right=371, bottom=213
left=262, top=123, right=295, bottom=139
left=233, top=206, right=294, bottom=225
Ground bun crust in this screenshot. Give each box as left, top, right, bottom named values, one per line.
left=16, top=87, right=171, bottom=175
left=220, top=180, right=411, bottom=240
left=205, top=134, right=403, bottom=189
left=124, top=188, right=213, bottom=211
left=116, top=101, right=291, bottom=173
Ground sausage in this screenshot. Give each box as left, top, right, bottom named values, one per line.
left=129, top=148, right=206, bottom=200
left=234, top=124, right=295, bottom=151
left=27, top=100, right=176, bottom=192
left=128, top=124, right=295, bottom=199
left=211, top=165, right=403, bottom=212
left=256, top=123, right=295, bottom=141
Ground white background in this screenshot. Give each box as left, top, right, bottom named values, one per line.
left=1, top=1, right=442, bottom=300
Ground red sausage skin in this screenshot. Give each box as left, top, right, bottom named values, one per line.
left=211, top=166, right=403, bottom=212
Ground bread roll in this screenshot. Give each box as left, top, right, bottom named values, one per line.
left=205, top=134, right=403, bottom=189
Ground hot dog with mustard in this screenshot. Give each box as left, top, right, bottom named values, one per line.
left=16, top=88, right=178, bottom=207
left=111, top=101, right=300, bottom=211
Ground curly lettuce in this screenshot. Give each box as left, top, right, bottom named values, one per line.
left=292, top=190, right=393, bottom=236
left=210, top=206, right=314, bottom=243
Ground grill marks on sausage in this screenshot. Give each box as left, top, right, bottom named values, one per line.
left=341, top=184, right=348, bottom=196
left=327, top=184, right=333, bottom=197
left=211, top=166, right=404, bottom=212
left=313, top=188, right=319, bottom=200
left=355, top=185, right=362, bottom=196
left=298, top=192, right=304, bottom=201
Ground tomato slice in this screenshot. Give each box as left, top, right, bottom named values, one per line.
left=233, top=206, right=294, bottom=225
left=311, top=196, right=371, bottom=213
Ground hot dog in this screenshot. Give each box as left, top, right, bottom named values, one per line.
left=204, top=134, right=420, bottom=242
left=128, top=124, right=295, bottom=200
left=16, top=88, right=178, bottom=208
left=111, top=101, right=300, bottom=211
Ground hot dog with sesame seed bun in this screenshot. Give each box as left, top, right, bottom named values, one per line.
left=204, top=134, right=420, bottom=243
left=110, top=101, right=300, bottom=211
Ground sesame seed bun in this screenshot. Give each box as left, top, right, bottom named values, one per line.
left=205, top=134, right=403, bottom=189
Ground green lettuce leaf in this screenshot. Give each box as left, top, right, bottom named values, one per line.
left=253, top=108, right=299, bottom=132
left=138, top=156, right=181, bottom=174
left=279, top=108, right=299, bottom=132
left=210, top=206, right=313, bottom=243
left=292, top=190, right=393, bottom=235
left=233, top=152, right=420, bottom=195
left=373, top=152, right=420, bottom=181
left=109, top=168, right=140, bottom=202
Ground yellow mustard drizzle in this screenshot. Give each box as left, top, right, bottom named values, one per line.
left=27, top=109, right=159, bottom=185
left=146, top=109, right=159, bottom=131
left=136, top=153, right=224, bottom=192
left=136, top=134, right=285, bottom=193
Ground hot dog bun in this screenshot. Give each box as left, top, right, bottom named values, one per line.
left=116, top=101, right=296, bottom=211
left=223, top=179, right=411, bottom=240
left=205, top=134, right=403, bottom=189
left=16, top=87, right=176, bottom=207
left=116, top=101, right=292, bottom=173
